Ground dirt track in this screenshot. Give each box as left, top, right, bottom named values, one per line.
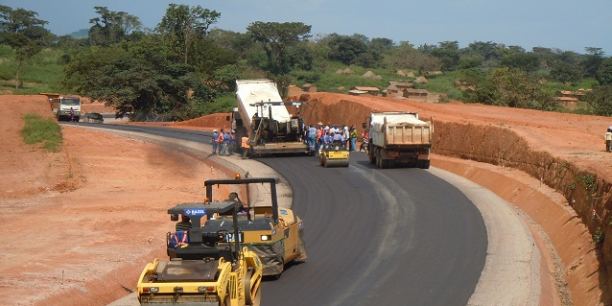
left=1, top=93, right=611, bottom=305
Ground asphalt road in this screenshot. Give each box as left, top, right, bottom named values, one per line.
left=75, top=122, right=489, bottom=306
left=256, top=155, right=486, bottom=306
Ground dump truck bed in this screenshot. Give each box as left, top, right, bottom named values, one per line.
left=370, top=112, right=432, bottom=148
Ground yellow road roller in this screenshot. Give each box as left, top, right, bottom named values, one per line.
left=319, top=141, right=350, bottom=167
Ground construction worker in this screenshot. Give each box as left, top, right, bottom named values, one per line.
left=332, top=131, right=345, bottom=145
left=216, top=129, right=225, bottom=155
left=606, top=128, right=612, bottom=153
left=222, top=131, right=231, bottom=155
left=176, top=215, right=192, bottom=231
left=315, top=123, right=323, bottom=152
left=241, top=136, right=250, bottom=159
left=319, top=131, right=331, bottom=154
left=343, top=125, right=349, bottom=148
left=307, top=125, right=317, bottom=153
left=349, top=125, right=358, bottom=151
left=228, top=130, right=236, bottom=155
left=211, top=129, right=219, bottom=155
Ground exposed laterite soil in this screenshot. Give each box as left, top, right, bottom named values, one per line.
left=0, top=95, right=232, bottom=306
left=2, top=92, right=612, bottom=305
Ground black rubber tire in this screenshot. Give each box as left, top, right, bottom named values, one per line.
left=377, top=149, right=384, bottom=169
left=420, top=160, right=431, bottom=169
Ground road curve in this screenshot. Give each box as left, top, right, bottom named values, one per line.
left=71, top=123, right=538, bottom=306
left=255, top=154, right=486, bottom=306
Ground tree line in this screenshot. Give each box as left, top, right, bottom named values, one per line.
left=1, top=4, right=612, bottom=120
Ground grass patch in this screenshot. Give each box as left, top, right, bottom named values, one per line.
left=21, top=114, right=63, bottom=152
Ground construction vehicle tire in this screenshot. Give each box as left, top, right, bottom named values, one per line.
left=244, top=268, right=261, bottom=305
left=420, top=160, right=431, bottom=169
left=250, top=285, right=261, bottom=306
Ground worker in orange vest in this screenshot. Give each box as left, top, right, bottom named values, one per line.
left=241, top=136, right=250, bottom=159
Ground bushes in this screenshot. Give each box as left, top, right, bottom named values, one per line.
left=21, top=114, right=63, bottom=152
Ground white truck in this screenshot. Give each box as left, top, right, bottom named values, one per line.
left=52, top=96, right=81, bottom=122
left=231, top=79, right=309, bottom=156
left=364, top=111, right=433, bottom=169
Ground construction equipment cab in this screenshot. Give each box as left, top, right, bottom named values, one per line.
left=137, top=199, right=263, bottom=306
left=202, top=176, right=307, bottom=279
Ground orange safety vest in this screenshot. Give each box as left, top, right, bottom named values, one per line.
left=241, top=137, right=250, bottom=149
left=216, top=133, right=224, bottom=143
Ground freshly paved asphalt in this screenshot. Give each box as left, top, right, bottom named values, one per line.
left=78, top=122, right=486, bottom=306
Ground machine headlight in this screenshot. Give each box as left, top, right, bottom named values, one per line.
left=143, top=287, right=159, bottom=293
left=261, top=235, right=271, bottom=241
left=198, top=286, right=215, bottom=292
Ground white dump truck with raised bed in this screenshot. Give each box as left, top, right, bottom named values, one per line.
left=364, top=111, right=433, bottom=169
left=230, top=79, right=309, bottom=156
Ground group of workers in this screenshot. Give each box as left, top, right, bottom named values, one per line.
left=211, top=128, right=236, bottom=156
left=307, top=122, right=360, bottom=153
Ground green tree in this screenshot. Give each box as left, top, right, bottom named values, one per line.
left=581, top=47, right=604, bottom=78
left=490, top=67, right=554, bottom=109
left=63, top=40, right=216, bottom=120
left=430, top=41, right=460, bottom=71
left=247, top=21, right=312, bottom=76
left=499, top=52, right=540, bottom=72
left=466, top=41, right=498, bottom=61
left=585, top=85, right=612, bottom=116
left=0, top=5, right=51, bottom=89
left=88, top=7, right=142, bottom=46
left=596, top=57, right=612, bottom=85
left=382, top=42, right=440, bottom=75
left=369, top=37, right=394, bottom=54
left=459, top=68, right=498, bottom=104
left=157, top=4, right=220, bottom=65
left=324, top=34, right=368, bottom=66
left=550, top=60, right=581, bottom=84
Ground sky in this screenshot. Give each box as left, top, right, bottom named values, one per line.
left=4, top=0, right=612, bottom=55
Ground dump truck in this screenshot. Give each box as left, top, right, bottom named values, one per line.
left=231, top=79, right=309, bottom=156
left=54, top=96, right=81, bottom=122
left=364, top=111, right=433, bottom=169
left=39, top=93, right=82, bottom=122
left=137, top=199, right=263, bottom=306
left=202, top=176, right=306, bottom=279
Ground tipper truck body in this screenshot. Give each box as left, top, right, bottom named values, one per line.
left=232, top=79, right=308, bottom=156
left=365, top=111, right=433, bottom=169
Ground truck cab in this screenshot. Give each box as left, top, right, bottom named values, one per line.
left=54, top=96, right=81, bottom=122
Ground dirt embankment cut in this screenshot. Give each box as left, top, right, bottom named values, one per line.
left=0, top=95, right=233, bottom=306
left=293, top=92, right=612, bottom=305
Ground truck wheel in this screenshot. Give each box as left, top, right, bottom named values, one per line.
left=369, top=153, right=376, bottom=164
left=376, top=149, right=385, bottom=169
left=420, top=160, right=431, bottom=169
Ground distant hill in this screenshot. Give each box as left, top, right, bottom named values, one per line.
left=68, top=29, right=88, bottom=39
